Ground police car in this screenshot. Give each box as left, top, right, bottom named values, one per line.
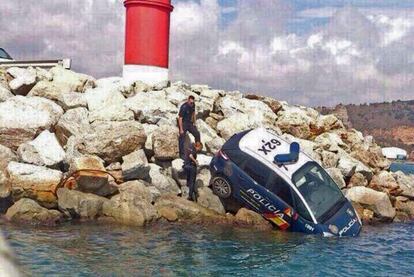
left=210, top=128, right=362, bottom=237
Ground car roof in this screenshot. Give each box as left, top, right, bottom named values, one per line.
left=238, top=127, right=314, bottom=180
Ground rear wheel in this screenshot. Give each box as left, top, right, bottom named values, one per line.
left=211, top=176, right=232, bottom=199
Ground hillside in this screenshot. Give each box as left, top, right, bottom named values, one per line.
left=318, top=101, right=414, bottom=159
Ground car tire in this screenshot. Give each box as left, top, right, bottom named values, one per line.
left=211, top=176, right=232, bottom=199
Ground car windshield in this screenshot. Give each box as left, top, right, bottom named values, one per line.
left=292, top=162, right=345, bottom=222
left=0, top=48, right=11, bottom=60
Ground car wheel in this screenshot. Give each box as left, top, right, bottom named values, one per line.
left=211, top=176, right=232, bottom=199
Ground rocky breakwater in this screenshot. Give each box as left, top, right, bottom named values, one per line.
left=0, top=66, right=413, bottom=230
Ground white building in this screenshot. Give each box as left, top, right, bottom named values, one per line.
left=382, top=147, right=408, bottom=160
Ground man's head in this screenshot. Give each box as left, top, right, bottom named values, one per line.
left=195, top=142, right=203, bottom=152
left=187, top=95, right=195, bottom=106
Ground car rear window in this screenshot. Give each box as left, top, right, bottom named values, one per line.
left=225, top=149, right=247, bottom=167
left=222, top=130, right=251, bottom=151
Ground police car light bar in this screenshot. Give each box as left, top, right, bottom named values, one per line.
left=274, top=142, right=300, bottom=166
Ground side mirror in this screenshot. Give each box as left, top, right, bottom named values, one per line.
left=274, top=142, right=300, bottom=166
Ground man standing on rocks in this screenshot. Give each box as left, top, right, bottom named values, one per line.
left=184, top=142, right=202, bottom=202
left=178, top=96, right=201, bottom=159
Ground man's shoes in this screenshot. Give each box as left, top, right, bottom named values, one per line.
left=187, top=191, right=198, bottom=202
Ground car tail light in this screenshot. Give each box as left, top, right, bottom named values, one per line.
left=217, top=149, right=229, bottom=160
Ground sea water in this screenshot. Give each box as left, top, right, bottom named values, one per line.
left=2, top=221, right=414, bottom=276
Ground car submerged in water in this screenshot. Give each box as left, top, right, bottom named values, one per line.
left=209, top=128, right=362, bottom=237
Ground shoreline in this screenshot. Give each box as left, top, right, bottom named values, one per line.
left=0, top=66, right=414, bottom=231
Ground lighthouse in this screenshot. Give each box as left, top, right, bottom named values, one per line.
left=123, top=0, right=174, bottom=85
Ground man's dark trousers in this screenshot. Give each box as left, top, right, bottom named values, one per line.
left=184, top=164, right=197, bottom=200
left=179, top=122, right=201, bottom=158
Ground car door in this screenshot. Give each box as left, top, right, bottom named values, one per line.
left=264, top=173, right=296, bottom=230
left=235, top=157, right=272, bottom=214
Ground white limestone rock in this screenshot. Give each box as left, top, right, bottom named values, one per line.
left=121, top=149, right=150, bottom=181
left=57, top=188, right=109, bottom=219
left=84, top=84, right=134, bottom=122
left=0, top=96, right=64, bottom=149
left=148, top=164, right=180, bottom=195
left=326, top=168, right=346, bottom=189
left=17, top=130, right=65, bottom=167
left=76, top=121, right=146, bottom=163
left=102, top=181, right=159, bottom=226
left=345, top=186, right=395, bottom=220
left=7, top=67, right=36, bottom=95
left=7, top=162, right=62, bottom=208
left=49, top=66, right=95, bottom=93
left=0, top=84, right=13, bottom=102
left=125, top=90, right=178, bottom=124
left=55, top=107, right=90, bottom=145
left=152, top=125, right=179, bottom=160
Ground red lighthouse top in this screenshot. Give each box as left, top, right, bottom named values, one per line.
left=124, top=0, right=174, bottom=68
left=124, top=0, right=173, bottom=10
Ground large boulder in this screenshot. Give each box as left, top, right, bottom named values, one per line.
left=214, top=94, right=243, bottom=117
left=76, top=121, right=146, bottom=163
left=102, top=181, right=158, bottom=226
left=319, top=150, right=340, bottom=168
left=7, top=67, right=36, bottom=95
left=125, top=90, right=178, bottom=124
left=152, top=125, right=179, bottom=160
left=392, top=172, right=414, bottom=199
left=345, top=186, right=395, bottom=220
left=56, top=91, right=88, bottom=110
left=235, top=208, right=273, bottom=230
left=0, top=145, right=17, bottom=173
left=216, top=113, right=252, bottom=140
left=28, top=80, right=65, bottom=101
left=17, top=130, right=65, bottom=167
left=0, top=171, right=13, bottom=213
left=0, top=96, right=64, bottom=149
left=121, top=149, right=150, bottom=181
left=349, top=172, right=368, bottom=188
left=0, top=84, right=13, bottom=102
left=276, top=106, right=315, bottom=139
left=196, top=168, right=212, bottom=188
left=57, top=188, right=109, bottom=219
left=326, top=168, right=346, bottom=189
left=314, top=132, right=347, bottom=152
left=369, top=171, right=399, bottom=194
left=142, top=123, right=159, bottom=154
left=315, top=114, right=345, bottom=133
left=196, top=119, right=219, bottom=147
left=337, top=154, right=373, bottom=180
left=55, top=107, right=90, bottom=145
left=197, top=187, right=225, bottom=214
left=68, top=156, right=117, bottom=197
left=148, top=164, right=180, bottom=195
left=205, top=137, right=225, bottom=154
left=155, top=195, right=226, bottom=222
left=84, top=85, right=134, bottom=122
left=5, top=198, right=63, bottom=225
left=7, top=162, right=62, bottom=208
left=351, top=145, right=390, bottom=171
left=49, top=66, right=95, bottom=93
left=394, top=196, right=414, bottom=219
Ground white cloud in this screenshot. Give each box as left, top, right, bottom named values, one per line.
left=1, top=1, right=414, bottom=106
left=171, top=2, right=414, bottom=106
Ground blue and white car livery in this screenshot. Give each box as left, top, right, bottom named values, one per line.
left=210, top=128, right=362, bottom=237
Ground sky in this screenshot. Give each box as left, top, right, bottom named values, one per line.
left=1, top=0, right=414, bottom=107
